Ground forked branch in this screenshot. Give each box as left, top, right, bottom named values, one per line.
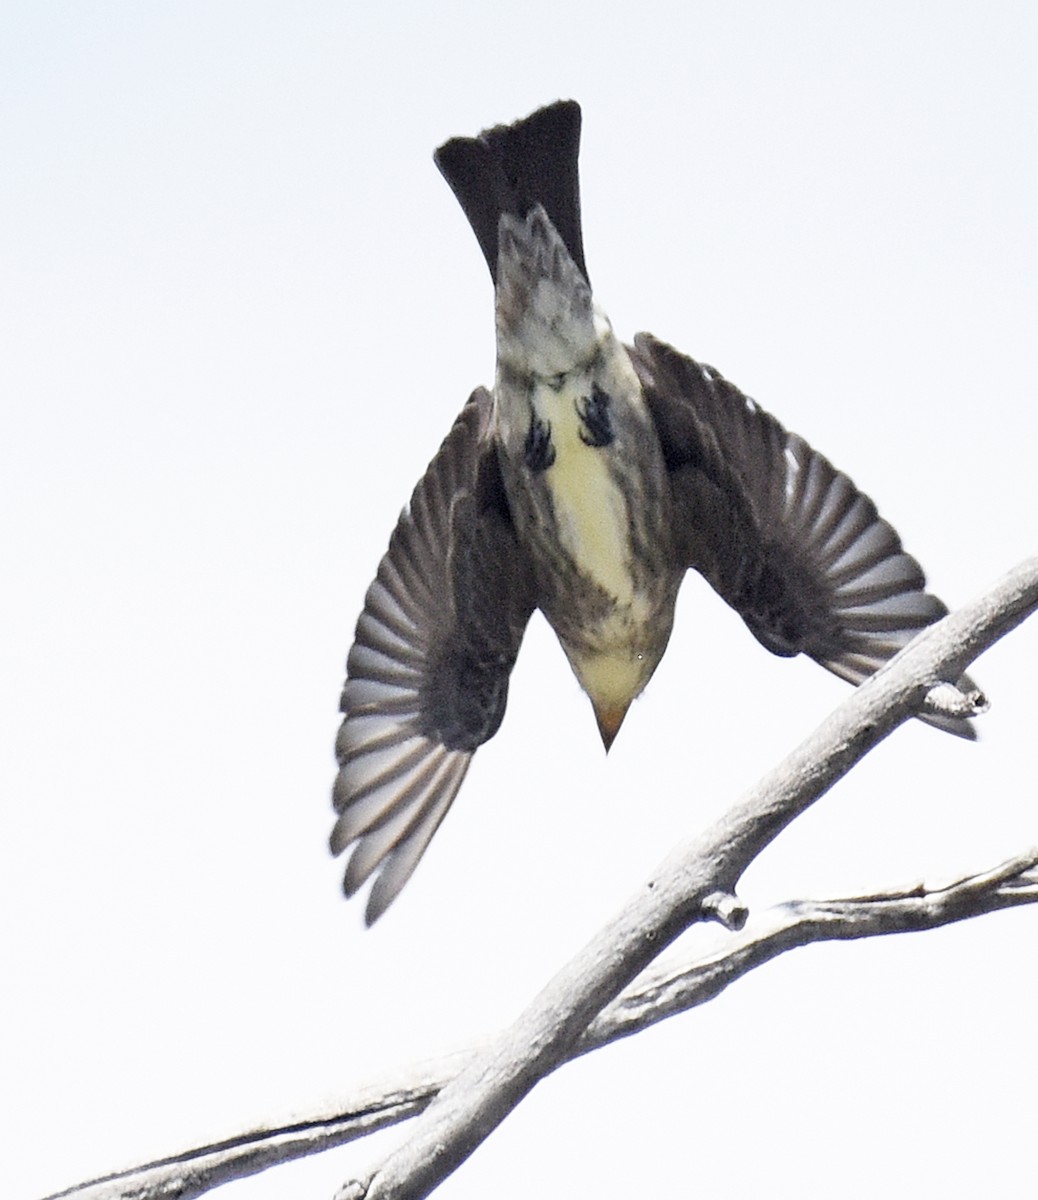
left=346, top=556, right=1038, bottom=1200
left=46, top=853, right=1038, bottom=1200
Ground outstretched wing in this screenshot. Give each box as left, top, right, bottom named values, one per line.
left=332, top=389, right=537, bottom=922
left=629, top=333, right=976, bottom=736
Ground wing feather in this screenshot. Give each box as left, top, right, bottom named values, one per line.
left=331, top=389, right=536, bottom=921
left=630, top=333, right=977, bottom=736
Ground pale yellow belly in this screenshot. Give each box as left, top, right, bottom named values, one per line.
left=539, top=385, right=636, bottom=607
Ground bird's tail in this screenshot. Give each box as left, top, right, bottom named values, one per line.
left=434, top=100, right=588, bottom=286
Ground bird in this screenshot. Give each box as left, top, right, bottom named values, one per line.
left=331, top=100, right=975, bottom=924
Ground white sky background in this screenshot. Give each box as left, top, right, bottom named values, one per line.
left=3, top=3, right=1036, bottom=1197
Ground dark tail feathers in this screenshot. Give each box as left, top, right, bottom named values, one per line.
left=434, top=100, right=588, bottom=286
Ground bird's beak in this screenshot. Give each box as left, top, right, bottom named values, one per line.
left=593, top=701, right=629, bottom=752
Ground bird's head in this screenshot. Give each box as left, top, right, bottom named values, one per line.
left=566, top=640, right=664, bottom=751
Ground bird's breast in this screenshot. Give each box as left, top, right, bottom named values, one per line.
left=532, top=380, right=644, bottom=611
left=494, top=363, right=679, bottom=716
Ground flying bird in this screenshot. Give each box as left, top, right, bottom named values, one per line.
left=331, top=100, right=974, bottom=923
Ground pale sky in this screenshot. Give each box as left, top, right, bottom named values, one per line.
left=3, top=4, right=1037, bottom=1198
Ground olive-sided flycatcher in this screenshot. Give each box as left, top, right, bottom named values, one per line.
left=331, top=101, right=974, bottom=923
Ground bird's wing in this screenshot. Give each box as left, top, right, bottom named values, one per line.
left=629, top=333, right=976, bottom=737
left=332, top=389, right=537, bottom=922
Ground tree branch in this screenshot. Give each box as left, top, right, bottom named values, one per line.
left=348, top=556, right=1038, bottom=1200
left=36, top=557, right=1038, bottom=1200
left=580, top=849, right=1038, bottom=1049
left=44, top=851, right=1038, bottom=1200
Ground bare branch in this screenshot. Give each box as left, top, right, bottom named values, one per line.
left=45, top=850, right=1038, bottom=1200
left=580, top=849, right=1038, bottom=1049
left=46, top=561, right=1036, bottom=1200
left=36, top=557, right=1038, bottom=1200
left=349, top=556, right=1038, bottom=1200
left=37, top=1061, right=459, bottom=1200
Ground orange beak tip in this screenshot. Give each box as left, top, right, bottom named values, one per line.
left=594, top=703, right=629, bottom=753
